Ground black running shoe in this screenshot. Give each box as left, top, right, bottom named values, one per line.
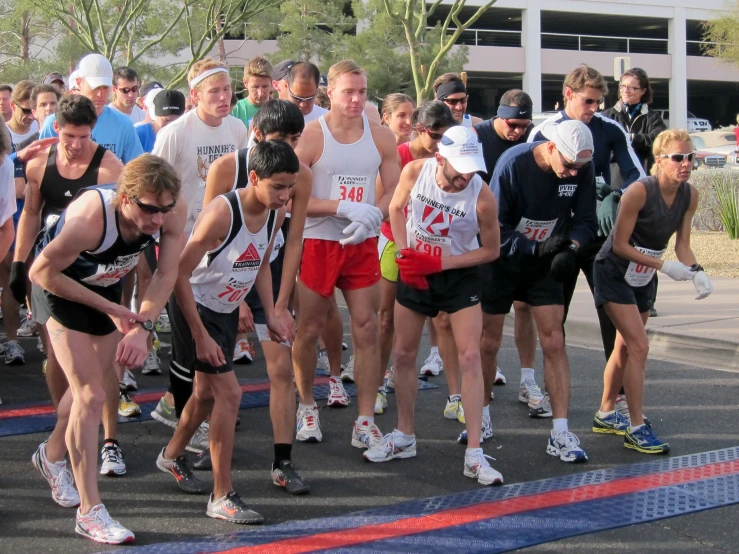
left=155, top=448, right=208, bottom=494
left=271, top=460, right=310, bottom=495
left=193, top=448, right=212, bottom=471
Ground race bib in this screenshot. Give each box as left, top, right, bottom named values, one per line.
left=408, top=219, right=450, bottom=257
left=214, top=276, right=254, bottom=306
left=82, top=253, right=140, bottom=287
left=596, top=176, right=606, bottom=212
left=624, top=246, right=665, bottom=287
left=330, top=174, right=368, bottom=203
left=515, top=218, right=557, bottom=243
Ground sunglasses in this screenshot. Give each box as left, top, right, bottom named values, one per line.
left=504, top=119, right=530, bottom=130
left=133, top=198, right=177, bottom=214
left=421, top=127, right=444, bottom=141
left=557, top=150, right=590, bottom=171
left=658, top=152, right=695, bottom=163
left=17, top=106, right=33, bottom=115
left=288, top=87, right=315, bottom=103
left=576, top=93, right=602, bottom=106
left=116, top=85, right=141, bottom=94
left=443, top=96, right=468, bottom=107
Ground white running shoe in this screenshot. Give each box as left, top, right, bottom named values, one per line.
left=4, top=340, right=24, bottom=365
left=374, top=389, right=388, bottom=414
left=327, top=377, right=350, bottom=407
left=233, top=338, right=254, bottom=364
left=121, top=369, right=137, bottom=391
left=31, top=441, right=80, bottom=507
left=341, top=355, right=355, bottom=383
left=546, top=430, right=588, bottom=463
left=141, top=351, right=162, bottom=375
left=296, top=404, right=322, bottom=442
left=385, top=366, right=395, bottom=389
left=518, top=378, right=543, bottom=404
left=464, top=448, right=504, bottom=485
left=363, top=430, right=416, bottom=462
left=100, top=442, right=126, bottom=476
left=316, top=349, right=330, bottom=374
left=529, top=392, right=552, bottom=418
left=17, top=314, right=38, bottom=337
left=351, top=420, right=383, bottom=449
left=186, top=421, right=210, bottom=453
left=75, top=504, right=135, bottom=545
left=482, top=416, right=494, bottom=440
left=494, top=367, right=506, bottom=385
left=420, top=349, right=443, bottom=376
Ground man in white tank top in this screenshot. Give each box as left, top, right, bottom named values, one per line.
left=363, top=126, right=504, bottom=486
left=293, top=60, right=401, bottom=450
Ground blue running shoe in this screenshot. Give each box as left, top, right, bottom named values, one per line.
left=624, top=423, right=670, bottom=454
left=592, top=410, right=629, bottom=435
left=546, top=431, right=588, bottom=463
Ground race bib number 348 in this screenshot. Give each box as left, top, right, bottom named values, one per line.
left=331, top=174, right=368, bottom=203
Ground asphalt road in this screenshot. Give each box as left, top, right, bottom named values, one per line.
left=1, top=316, right=739, bottom=553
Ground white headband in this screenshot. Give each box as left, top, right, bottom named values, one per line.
left=189, top=68, right=229, bottom=89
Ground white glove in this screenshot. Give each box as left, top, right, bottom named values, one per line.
left=336, top=201, right=382, bottom=231
left=660, top=260, right=696, bottom=282
left=693, top=270, right=713, bottom=300
left=340, top=221, right=371, bottom=246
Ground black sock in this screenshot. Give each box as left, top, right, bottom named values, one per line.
left=273, top=443, right=292, bottom=469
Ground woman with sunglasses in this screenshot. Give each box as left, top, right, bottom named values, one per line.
left=381, top=93, right=416, bottom=145
left=376, top=100, right=456, bottom=414
left=28, top=154, right=186, bottom=544
left=593, top=129, right=712, bottom=455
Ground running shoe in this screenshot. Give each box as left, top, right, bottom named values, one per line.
left=121, top=369, right=137, bottom=391
left=100, top=442, right=126, bottom=476
left=464, top=448, right=504, bottom=486
left=385, top=366, right=395, bottom=389
left=624, top=423, right=670, bottom=454
left=233, top=338, right=254, bottom=364
left=206, top=491, right=264, bottom=524
left=444, top=394, right=463, bottom=420
left=296, top=404, right=322, bottom=442
left=31, top=440, right=80, bottom=508
left=75, top=504, right=134, bottom=545
left=363, top=429, right=416, bottom=462
left=592, top=410, right=629, bottom=435
left=457, top=417, right=493, bottom=445
left=186, top=421, right=210, bottom=453
left=4, top=340, right=24, bottom=365
left=155, top=312, right=171, bottom=333
left=374, top=389, right=388, bottom=414
left=529, top=392, right=552, bottom=418
left=316, top=348, right=330, bottom=374
left=615, top=394, right=651, bottom=425
left=141, top=351, right=162, bottom=375
left=17, top=314, right=38, bottom=337
left=151, top=397, right=178, bottom=428
left=193, top=448, right=212, bottom=470
left=271, top=460, right=310, bottom=494
left=118, top=388, right=141, bottom=418
left=546, top=430, right=588, bottom=463
left=351, top=420, right=383, bottom=450
left=37, top=336, right=44, bottom=354
left=494, top=367, right=506, bottom=385
left=156, top=448, right=208, bottom=493
left=340, top=355, right=355, bottom=382
left=650, top=307, right=658, bottom=318
left=420, top=349, right=443, bottom=376
left=327, top=376, right=350, bottom=407
left=518, top=378, right=544, bottom=404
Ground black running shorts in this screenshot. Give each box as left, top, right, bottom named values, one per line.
left=593, top=257, right=656, bottom=314
left=34, top=282, right=121, bottom=336
left=396, top=267, right=480, bottom=318
left=480, top=259, right=564, bottom=315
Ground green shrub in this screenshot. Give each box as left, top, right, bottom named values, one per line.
left=690, top=169, right=739, bottom=237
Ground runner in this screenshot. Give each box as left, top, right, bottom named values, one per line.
left=593, top=129, right=712, bottom=453
left=381, top=93, right=415, bottom=145
left=42, top=72, right=66, bottom=92
left=136, top=90, right=186, bottom=153
left=29, top=154, right=185, bottom=544
left=283, top=61, right=328, bottom=123
left=16, top=84, right=60, bottom=150
left=0, top=84, right=13, bottom=122
left=364, top=125, right=503, bottom=486
left=110, top=67, right=146, bottom=124
left=155, top=140, right=295, bottom=522
left=376, top=100, right=455, bottom=415
left=0, top=127, right=17, bottom=384
left=7, top=80, right=39, bottom=146
left=293, top=60, right=400, bottom=447
left=483, top=120, right=597, bottom=462
left=232, top=56, right=273, bottom=130
left=433, top=73, right=482, bottom=128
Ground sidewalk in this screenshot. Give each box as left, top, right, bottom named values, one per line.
left=506, top=275, right=739, bottom=372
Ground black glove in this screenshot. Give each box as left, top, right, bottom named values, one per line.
left=534, top=235, right=570, bottom=257
left=550, top=248, right=578, bottom=282
left=9, top=261, right=27, bottom=305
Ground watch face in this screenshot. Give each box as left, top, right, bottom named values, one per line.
left=142, top=319, right=154, bottom=331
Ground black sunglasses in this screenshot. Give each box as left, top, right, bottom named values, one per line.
left=17, top=106, right=33, bottom=115
left=658, top=152, right=695, bottom=163
left=116, top=85, right=141, bottom=94
left=287, top=86, right=315, bottom=103
left=443, top=96, right=468, bottom=107
left=557, top=150, right=591, bottom=171
left=576, top=93, right=602, bottom=106
left=133, top=198, right=177, bottom=214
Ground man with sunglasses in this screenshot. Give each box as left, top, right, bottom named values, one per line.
left=110, top=67, right=146, bottom=125
left=434, top=73, right=482, bottom=128
left=282, top=61, right=328, bottom=123
left=483, top=120, right=597, bottom=463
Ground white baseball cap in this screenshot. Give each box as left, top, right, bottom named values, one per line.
left=437, top=126, right=487, bottom=174
left=77, top=53, right=113, bottom=89
left=541, top=119, right=594, bottom=164
left=68, top=70, right=80, bottom=91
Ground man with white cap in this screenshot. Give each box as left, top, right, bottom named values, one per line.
left=40, top=54, right=143, bottom=164
left=482, top=119, right=597, bottom=463
left=363, top=125, right=504, bottom=486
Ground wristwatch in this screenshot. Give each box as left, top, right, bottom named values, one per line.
left=568, top=243, right=579, bottom=252
left=395, top=251, right=404, bottom=259
left=136, top=319, right=155, bottom=332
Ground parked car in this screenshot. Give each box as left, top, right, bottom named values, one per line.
left=654, top=110, right=711, bottom=133
left=690, top=131, right=736, bottom=169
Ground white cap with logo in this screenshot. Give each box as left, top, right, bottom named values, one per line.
left=76, top=53, right=114, bottom=89
left=541, top=119, right=594, bottom=163
left=438, top=126, right=487, bottom=174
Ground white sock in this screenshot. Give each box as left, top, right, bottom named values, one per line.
left=482, top=405, right=490, bottom=420
left=298, top=402, right=315, bottom=412
left=393, top=429, right=414, bottom=442
left=465, top=447, right=482, bottom=458
left=357, top=416, right=374, bottom=427
left=552, top=418, right=568, bottom=435
left=597, top=410, right=614, bottom=418
left=429, top=346, right=439, bottom=355
left=520, top=367, right=535, bottom=384
left=630, top=423, right=645, bottom=432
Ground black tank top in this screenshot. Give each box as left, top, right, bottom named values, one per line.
left=39, top=143, right=106, bottom=230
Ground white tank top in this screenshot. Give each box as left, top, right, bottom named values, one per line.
left=304, top=114, right=381, bottom=241
left=462, top=114, right=473, bottom=128
left=406, top=158, right=482, bottom=257
left=191, top=190, right=278, bottom=313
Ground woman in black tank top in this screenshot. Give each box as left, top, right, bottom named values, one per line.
left=593, top=129, right=713, bottom=455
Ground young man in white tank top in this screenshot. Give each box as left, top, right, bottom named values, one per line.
left=363, top=126, right=504, bottom=485
left=293, top=60, right=401, bottom=450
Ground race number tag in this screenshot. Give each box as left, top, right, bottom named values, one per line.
left=596, top=176, right=606, bottom=212
left=215, top=275, right=254, bottom=306
left=408, top=219, right=451, bottom=257
left=330, top=175, right=368, bottom=203
left=82, top=253, right=140, bottom=287
left=515, top=218, right=557, bottom=243
left=624, top=246, right=665, bottom=287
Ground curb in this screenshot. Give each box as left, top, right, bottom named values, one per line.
left=504, top=314, right=739, bottom=372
